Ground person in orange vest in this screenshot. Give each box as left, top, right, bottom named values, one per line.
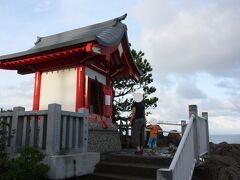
left=147, top=118, right=160, bottom=154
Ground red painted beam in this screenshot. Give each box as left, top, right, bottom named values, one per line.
left=33, top=71, right=42, bottom=110
left=0, top=43, right=94, bottom=70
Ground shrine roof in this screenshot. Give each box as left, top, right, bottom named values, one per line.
left=0, top=14, right=127, bottom=61
left=0, top=14, right=142, bottom=81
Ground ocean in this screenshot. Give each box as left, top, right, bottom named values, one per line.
left=209, top=134, right=240, bottom=144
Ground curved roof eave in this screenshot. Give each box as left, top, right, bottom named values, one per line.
left=124, top=32, right=143, bottom=78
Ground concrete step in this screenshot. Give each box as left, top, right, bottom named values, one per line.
left=94, top=161, right=168, bottom=178
left=90, top=151, right=173, bottom=180
left=103, top=153, right=172, bottom=167
left=90, top=172, right=155, bottom=180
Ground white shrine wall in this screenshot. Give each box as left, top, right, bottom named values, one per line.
left=40, top=68, right=77, bottom=111
left=39, top=67, right=107, bottom=112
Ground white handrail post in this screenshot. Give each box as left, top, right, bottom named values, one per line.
left=202, top=112, right=209, bottom=154
left=46, top=104, right=61, bottom=155
left=181, top=120, right=187, bottom=135
left=11, top=106, right=25, bottom=153
left=189, top=105, right=200, bottom=165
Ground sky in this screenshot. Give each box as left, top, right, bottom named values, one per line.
left=0, top=0, right=240, bottom=135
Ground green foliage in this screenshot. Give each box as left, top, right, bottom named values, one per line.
left=0, top=147, right=49, bottom=180
left=0, top=108, right=13, bottom=156
left=0, top=153, right=9, bottom=175
left=0, top=120, right=9, bottom=156
left=0, top=119, right=15, bottom=158
left=112, top=48, right=158, bottom=123
left=0, top=108, right=13, bottom=113
left=0, top=116, right=15, bottom=175
left=0, top=110, right=49, bottom=179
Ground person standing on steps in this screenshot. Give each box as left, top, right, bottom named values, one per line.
left=130, top=92, right=146, bottom=155
left=146, top=118, right=160, bottom=154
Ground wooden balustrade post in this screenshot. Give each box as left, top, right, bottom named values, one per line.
left=78, top=108, right=89, bottom=153
left=181, top=120, right=187, bottom=135
left=189, top=105, right=200, bottom=165
left=46, top=104, right=61, bottom=155
left=202, top=112, right=209, bottom=155
left=11, top=106, right=25, bottom=153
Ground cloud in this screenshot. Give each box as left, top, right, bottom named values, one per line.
left=146, top=73, right=240, bottom=135
left=33, top=0, right=52, bottom=12
left=0, top=72, right=34, bottom=110
left=58, top=0, right=136, bottom=26
left=215, top=78, right=240, bottom=96
left=210, top=116, right=240, bottom=134
left=176, top=80, right=207, bottom=99
left=133, top=0, right=240, bottom=78
left=148, top=88, right=240, bottom=135
left=132, top=0, right=240, bottom=135
left=0, top=1, right=59, bottom=55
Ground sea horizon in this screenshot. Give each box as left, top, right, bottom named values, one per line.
left=209, top=134, right=240, bottom=144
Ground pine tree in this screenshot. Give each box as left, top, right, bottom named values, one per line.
left=112, top=49, right=158, bottom=124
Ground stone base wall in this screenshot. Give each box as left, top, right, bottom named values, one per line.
left=88, top=122, right=122, bottom=153
left=45, top=152, right=100, bottom=179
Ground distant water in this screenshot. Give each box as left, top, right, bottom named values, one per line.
left=209, top=134, right=240, bottom=144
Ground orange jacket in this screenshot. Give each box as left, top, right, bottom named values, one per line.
left=148, top=125, right=159, bottom=137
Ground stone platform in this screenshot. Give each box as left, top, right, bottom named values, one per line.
left=45, top=152, right=100, bottom=179
left=88, top=122, right=122, bottom=153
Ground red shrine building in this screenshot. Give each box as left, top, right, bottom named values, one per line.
left=0, top=14, right=141, bottom=122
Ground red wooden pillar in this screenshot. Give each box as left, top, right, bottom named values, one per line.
left=76, top=65, right=85, bottom=112
left=33, top=71, right=42, bottom=110
left=84, top=76, right=89, bottom=109
left=103, top=77, right=113, bottom=117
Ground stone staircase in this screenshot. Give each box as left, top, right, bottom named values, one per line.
left=90, top=150, right=173, bottom=180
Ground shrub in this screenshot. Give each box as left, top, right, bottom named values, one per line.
left=0, top=119, right=12, bottom=156
left=0, top=118, right=14, bottom=175
left=0, top=153, right=9, bottom=175
left=0, top=147, right=49, bottom=180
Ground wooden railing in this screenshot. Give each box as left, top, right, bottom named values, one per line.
left=0, top=104, right=88, bottom=155
left=198, top=112, right=209, bottom=156
left=157, top=105, right=209, bottom=180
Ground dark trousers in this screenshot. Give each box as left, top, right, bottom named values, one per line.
left=132, top=118, right=145, bottom=147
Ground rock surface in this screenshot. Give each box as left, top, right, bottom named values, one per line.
left=193, top=142, right=240, bottom=180
left=167, top=130, right=181, bottom=146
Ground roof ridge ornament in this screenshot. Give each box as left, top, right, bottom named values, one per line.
left=35, top=36, right=42, bottom=45
left=113, top=13, right=127, bottom=26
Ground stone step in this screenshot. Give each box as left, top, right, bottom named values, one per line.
left=94, top=161, right=168, bottom=178
left=90, top=149, right=173, bottom=180
left=103, top=153, right=172, bottom=167
left=90, top=172, right=155, bottom=180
